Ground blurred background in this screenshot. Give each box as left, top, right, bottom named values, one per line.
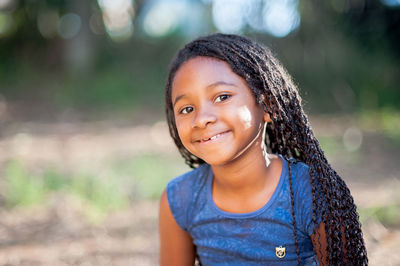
left=0, top=0, right=399, bottom=265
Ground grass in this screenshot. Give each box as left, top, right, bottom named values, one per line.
left=380, top=109, right=400, bottom=146
left=316, top=135, right=342, bottom=158
left=2, top=154, right=188, bottom=222
left=359, top=203, right=400, bottom=228
left=3, top=160, right=46, bottom=208
left=360, top=109, right=400, bottom=146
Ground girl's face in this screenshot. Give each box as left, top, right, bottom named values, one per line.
left=171, top=56, right=270, bottom=166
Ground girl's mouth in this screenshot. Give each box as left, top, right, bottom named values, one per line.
left=197, top=131, right=230, bottom=143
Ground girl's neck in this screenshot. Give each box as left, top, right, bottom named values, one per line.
left=210, top=145, right=280, bottom=196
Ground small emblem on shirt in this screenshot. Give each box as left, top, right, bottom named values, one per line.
left=276, top=246, right=286, bottom=258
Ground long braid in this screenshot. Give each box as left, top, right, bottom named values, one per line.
left=165, top=33, right=368, bottom=265
left=288, top=161, right=301, bottom=265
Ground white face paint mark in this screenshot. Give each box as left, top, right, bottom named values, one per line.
left=237, top=106, right=252, bottom=130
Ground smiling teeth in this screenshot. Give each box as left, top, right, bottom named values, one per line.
left=210, top=134, right=219, bottom=140
left=203, top=133, right=221, bottom=142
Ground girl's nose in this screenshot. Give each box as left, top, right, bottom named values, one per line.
left=192, top=106, right=217, bottom=128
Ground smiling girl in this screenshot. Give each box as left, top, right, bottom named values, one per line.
left=159, top=34, right=368, bottom=265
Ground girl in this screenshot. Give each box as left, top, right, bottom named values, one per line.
left=159, top=34, right=368, bottom=265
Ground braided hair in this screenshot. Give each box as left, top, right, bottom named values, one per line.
left=165, top=33, right=368, bottom=265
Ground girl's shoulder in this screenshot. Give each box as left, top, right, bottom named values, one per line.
left=166, top=164, right=210, bottom=231
left=286, top=158, right=310, bottom=186
left=167, top=163, right=210, bottom=193
left=288, top=158, right=309, bottom=173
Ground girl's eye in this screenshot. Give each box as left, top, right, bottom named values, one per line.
left=180, top=106, right=194, bottom=114
left=215, top=94, right=231, bottom=103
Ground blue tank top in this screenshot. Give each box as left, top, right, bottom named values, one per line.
left=167, top=155, right=320, bottom=265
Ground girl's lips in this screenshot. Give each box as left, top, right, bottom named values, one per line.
left=196, top=131, right=230, bottom=144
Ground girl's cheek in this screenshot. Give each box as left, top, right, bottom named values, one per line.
left=237, top=106, right=253, bottom=130
left=175, top=120, right=189, bottom=139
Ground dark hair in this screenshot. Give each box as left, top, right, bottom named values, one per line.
left=165, top=33, right=368, bottom=265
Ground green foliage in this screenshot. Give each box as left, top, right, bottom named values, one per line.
left=113, top=154, right=188, bottom=199
left=4, top=160, right=46, bottom=208
left=69, top=172, right=129, bottom=222
left=42, top=168, right=70, bottom=191
left=57, top=70, right=138, bottom=109
left=380, top=109, right=400, bottom=146
left=316, top=136, right=342, bottom=158
left=360, top=109, right=400, bottom=146
left=3, top=160, right=128, bottom=213
left=359, top=203, right=400, bottom=227
left=1, top=154, right=188, bottom=220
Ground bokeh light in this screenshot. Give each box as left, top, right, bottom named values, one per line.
left=212, top=0, right=247, bottom=33
left=246, top=0, right=266, bottom=32
left=142, top=0, right=187, bottom=37
left=141, top=0, right=206, bottom=38
left=97, top=0, right=134, bottom=41
left=0, top=0, right=17, bottom=11
left=143, top=0, right=182, bottom=37
left=58, top=13, right=82, bottom=39
left=210, top=0, right=300, bottom=37
left=37, top=10, right=59, bottom=39
left=381, top=0, right=400, bottom=6
left=343, top=127, right=363, bottom=152
left=262, top=0, right=300, bottom=37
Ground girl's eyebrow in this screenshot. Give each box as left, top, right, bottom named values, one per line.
left=206, top=81, right=236, bottom=89
left=173, top=81, right=237, bottom=107
left=173, top=94, right=187, bottom=107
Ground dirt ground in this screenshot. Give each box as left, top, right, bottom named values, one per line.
left=0, top=116, right=399, bottom=265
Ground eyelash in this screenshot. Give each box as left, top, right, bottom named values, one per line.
left=215, top=94, right=231, bottom=102
left=178, top=94, right=232, bottom=114
left=179, top=106, right=193, bottom=114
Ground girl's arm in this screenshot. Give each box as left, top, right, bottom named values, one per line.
left=159, top=189, right=195, bottom=266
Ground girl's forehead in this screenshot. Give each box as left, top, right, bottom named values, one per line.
left=171, top=56, right=245, bottom=92
left=175, top=56, right=229, bottom=77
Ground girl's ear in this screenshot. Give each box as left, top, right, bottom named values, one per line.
left=264, top=112, right=272, bottom=123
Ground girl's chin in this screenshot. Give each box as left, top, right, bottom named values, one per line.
left=196, top=153, right=238, bottom=167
